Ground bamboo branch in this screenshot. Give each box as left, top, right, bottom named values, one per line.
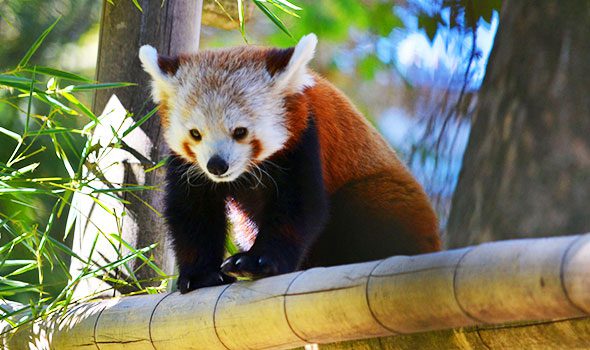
left=202, top=0, right=254, bottom=29
left=3, top=234, right=590, bottom=349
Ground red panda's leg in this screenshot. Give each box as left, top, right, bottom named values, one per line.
left=306, top=171, right=441, bottom=267
left=164, top=156, right=235, bottom=293
left=221, top=119, right=328, bottom=278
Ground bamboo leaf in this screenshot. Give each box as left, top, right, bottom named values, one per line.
left=6, top=262, right=38, bottom=277
left=23, top=66, right=93, bottom=82
left=0, top=75, right=43, bottom=93
left=62, top=192, right=77, bottom=239
left=61, top=91, right=99, bottom=124
left=269, top=0, right=301, bottom=10
left=109, top=234, right=166, bottom=276
left=0, top=284, right=42, bottom=296
left=15, top=163, right=40, bottom=175
left=0, top=75, right=35, bottom=84
left=35, top=94, right=77, bottom=115
left=237, top=0, right=248, bottom=42
left=70, top=82, right=135, bottom=91
left=26, top=128, right=85, bottom=136
left=144, top=157, right=168, bottom=173
left=253, top=1, right=293, bottom=38
left=0, top=276, right=34, bottom=288
left=131, top=0, right=143, bottom=12
left=25, top=67, right=36, bottom=134
left=266, top=0, right=301, bottom=17
left=122, top=106, right=159, bottom=138
left=91, top=185, right=157, bottom=194
left=0, top=260, right=36, bottom=267
left=18, top=17, right=61, bottom=68
left=0, top=187, right=64, bottom=194
left=0, top=126, right=23, bottom=142
left=237, top=0, right=245, bottom=29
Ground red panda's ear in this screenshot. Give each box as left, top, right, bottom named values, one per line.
left=139, top=45, right=177, bottom=103
left=271, top=33, right=317, bottom=94
left=265, top=47, right=295, bottom=77
left=139, top=45, right=180, bottom=79
left=157, top=55, right=180, bottom=76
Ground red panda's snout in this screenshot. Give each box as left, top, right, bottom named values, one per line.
left=206, top=155, right=229, bottom=176
left=179, top=128, right=267, bottom=183
left=195, top=140, right=251, bottom=183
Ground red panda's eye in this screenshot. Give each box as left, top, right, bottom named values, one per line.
left=232, top=127, right=248, bottom=141
left=189, top=129, right=202, bottom=141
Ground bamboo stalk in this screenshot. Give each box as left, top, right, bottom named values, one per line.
left=3, top=234, right=590, bottom=349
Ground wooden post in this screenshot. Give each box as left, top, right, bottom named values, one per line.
left=69, top=0, right=203, bottom=297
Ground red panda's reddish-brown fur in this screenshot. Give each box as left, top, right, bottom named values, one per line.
left=182, top=141, right=196, bottom=161
left=283, top=73, right=441, bottom=260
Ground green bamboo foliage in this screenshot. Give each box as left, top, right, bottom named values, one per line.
left=0, top=18, right=167, bottom=330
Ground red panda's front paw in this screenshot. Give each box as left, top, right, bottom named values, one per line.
left=220, top=252, right=289, bottom=279
left=177, top=270, right=236, bottom=294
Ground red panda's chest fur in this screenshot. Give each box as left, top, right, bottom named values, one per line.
left=284, top=74, right=413, bottom=195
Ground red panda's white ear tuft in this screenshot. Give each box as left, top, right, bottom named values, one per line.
left=139, top=45, right=163, bottom=80
left=274, top=33, right=317, bottom=94
left=138, top=45, right=177, bottom=103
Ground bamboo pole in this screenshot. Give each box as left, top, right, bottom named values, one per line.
left=3, top=234, right=590, bottom=349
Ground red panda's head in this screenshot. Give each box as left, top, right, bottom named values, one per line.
left=138, top=34, right=317, bottom=183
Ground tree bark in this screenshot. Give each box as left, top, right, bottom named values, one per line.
left=447, top=1, right=590, bottom=247
left=70, top=0, right=203, bottom=296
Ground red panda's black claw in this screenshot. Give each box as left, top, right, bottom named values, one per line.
left=220, top=259, right=231, bottom=269
left=220, top=252, right=284, bottom=279
left=257, top=256, right=272, bottom=270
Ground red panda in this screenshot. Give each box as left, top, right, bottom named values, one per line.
left=139, top=34, right=440, bottom=293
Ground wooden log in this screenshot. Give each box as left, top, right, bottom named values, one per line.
left=3, top=234, right=590, bottom=349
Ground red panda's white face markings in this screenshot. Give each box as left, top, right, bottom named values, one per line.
left=139, top=34, right=317, bottom=183
left=165, top=61, right=288, bottom=183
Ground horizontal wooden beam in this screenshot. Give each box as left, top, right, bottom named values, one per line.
left=2, top=234, right=590, bottom=349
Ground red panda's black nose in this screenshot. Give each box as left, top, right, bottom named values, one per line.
left=207, top=155, right=229, bottom=176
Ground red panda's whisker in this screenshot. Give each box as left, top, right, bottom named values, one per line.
left=184, top=164, right=206, bottom=188
left=250, top=161, right=279, bottom=197
left=262, top=160, right=287, bottom=173
left=246, top=161, right=265, bottom=189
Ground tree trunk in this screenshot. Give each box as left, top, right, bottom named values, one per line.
left=70, top=0, right=203, bottom=296
left=447, top=1, right=590, bottom=247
